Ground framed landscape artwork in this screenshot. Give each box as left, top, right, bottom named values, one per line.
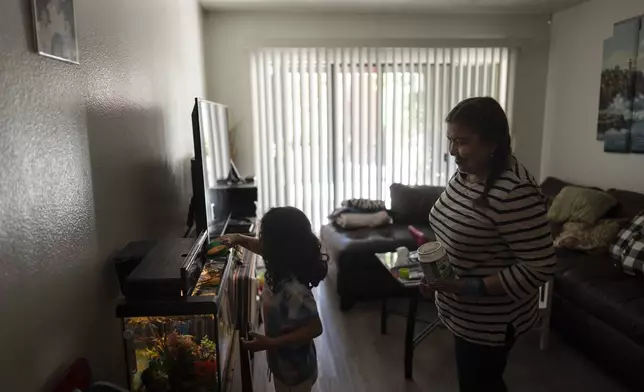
left=632, top=23, right=644, bottom=153
left=32, top=0, right=78, bottom=64
left=597, top=18, right=640, bottom=152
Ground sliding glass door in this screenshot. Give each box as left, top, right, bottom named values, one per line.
left=251, top=47, right=514, bottom=229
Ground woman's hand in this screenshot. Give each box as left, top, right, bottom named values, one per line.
left=419, top=277, right=435, bottom=298
left=218, top=233, right=241, bottom=247
left=241, top=331, right=277, bottom=352
left=424, top=277, right=466, bottom=295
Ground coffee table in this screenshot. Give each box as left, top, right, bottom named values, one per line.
left=376, top=252, right=442, bottom=379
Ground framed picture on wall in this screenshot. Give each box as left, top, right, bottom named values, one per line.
left=597, top=18, right=639, bottom=152
left=632, top=18, right=644, bottom=153
left=32, top=0, right=79, bottom=64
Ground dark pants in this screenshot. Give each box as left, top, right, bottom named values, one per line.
left=454, top=326, right=516, bottom=392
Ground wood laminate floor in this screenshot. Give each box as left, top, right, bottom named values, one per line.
left=252, top=270, right=628, bottom=392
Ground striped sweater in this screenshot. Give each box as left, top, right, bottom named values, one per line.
left=429, top=157, right=556, bottom=346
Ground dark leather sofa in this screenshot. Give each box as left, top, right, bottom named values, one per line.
left=541, top=177, right=644, bottom=391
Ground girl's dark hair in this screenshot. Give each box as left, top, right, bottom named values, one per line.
left=445, top=97, right=512, bottom=208
left=260, top=207, right=328, bottom=292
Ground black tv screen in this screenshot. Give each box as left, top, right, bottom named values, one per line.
left=191, top=98, right=231, bottom=240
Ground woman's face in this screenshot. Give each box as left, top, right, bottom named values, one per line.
left=447, top=123, right=496, bottom=175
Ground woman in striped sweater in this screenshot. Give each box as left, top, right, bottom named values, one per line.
left=422, top=97, right=556, bottom=392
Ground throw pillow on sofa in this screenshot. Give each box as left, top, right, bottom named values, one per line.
left=390, top=183, right=444, bottom=225
left=622, top=234, right=644, bottom=276
left=548, top=186, right=617, bottom=224
left=610, top=210, right=644, bottom=276
left=553, top=220, right=622, bottom=253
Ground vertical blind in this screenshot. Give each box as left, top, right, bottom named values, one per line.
left=250, top=47, right=515, bottom=229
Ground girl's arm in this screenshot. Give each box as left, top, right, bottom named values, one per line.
left=242, top=317, right=322, bottom=352
left=220, top=234, right=262, bottom=256
left=236, top=234, right=262, bottom=256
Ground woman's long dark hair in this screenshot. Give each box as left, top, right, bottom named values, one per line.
left=445, top=97, right=512, bottom=208
left=260, top=207, right=328, bottom=292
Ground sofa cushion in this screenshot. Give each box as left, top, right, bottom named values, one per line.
left=540, top=177, right=603, bottom=201
left=541, top=177, right=572, bottom=200
left=389, top=183, right=444, bottom=225
left=548, top=186, right=617, bottom=224
left=606, top=189, right=644, bottom=220
left=540, top=178, right=644, bottom=222
left=554, top=253, right=644, bottom=345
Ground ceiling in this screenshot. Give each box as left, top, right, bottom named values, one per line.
left=200, top=0, right=589, bottom=14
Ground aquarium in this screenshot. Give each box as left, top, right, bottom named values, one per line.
left=123, top=314, right=218, bottom=392
left=118, top=257, right=236, bottom=392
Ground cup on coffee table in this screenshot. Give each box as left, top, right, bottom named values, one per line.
left=417, top=241, right=453, bottom=280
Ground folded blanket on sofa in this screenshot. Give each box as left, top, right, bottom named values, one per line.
left=328, top=206, right=363, bottom=220
left=334, top=210, right=392, bottom=229
left=328, top=198, right=387, bottom=221
left=341, top=198, right=386, bottom=212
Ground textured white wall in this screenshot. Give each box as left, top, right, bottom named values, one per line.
left=203, top=11, right=550, bottom=179
left=0, top=0, right=205, bottom=389
left=541, top=0, right=644, bottom=191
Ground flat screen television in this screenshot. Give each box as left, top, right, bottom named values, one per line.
left=191, top=98, right=231, bottom=240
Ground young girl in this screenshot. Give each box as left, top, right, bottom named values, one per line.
left=220, top=207, right=327, bottom=392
